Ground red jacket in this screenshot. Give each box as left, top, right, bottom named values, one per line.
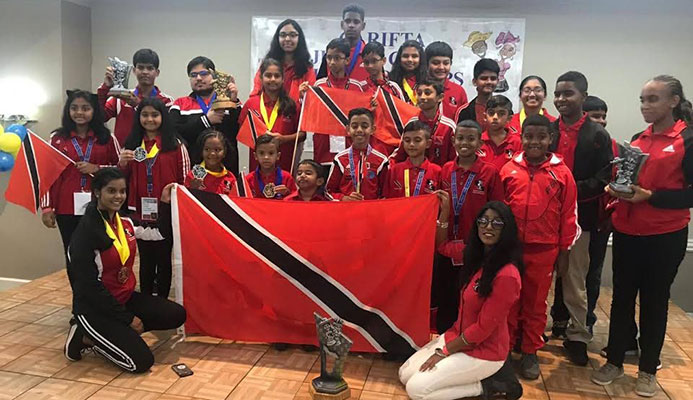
left=442, top=79, right=469, bottom=120
left=612, top=120, right=693, bottom=235
left=245, top=168, right=296, bottom=199
left=184, top=168, right=239, bottom=196
left=122, top=137, right=189, bottom=223
left=500, top=152, right=579, bottom=249
left=312, top=75, right=364, bottom=164
left=42, top=131, right=120, bottom=215
left=383, top=158, right=441, bottom=198
left=326, top=146, right=389, bottom=200
left=251, top=62, right=317, bottom=104
left=97, top=84, right=174, bottom=146
left=240, top=94, right=300, bottom=172
left=479, top=129, right=523, bottom=171
left=441, top=157, right=504, bottom=241
left=506, top=108, right=556, bottom=135
left=360, top=77, right=405, bottom=100
left=391, top=107, right=457, bottom=167
left=444, top=263, right=521, bottom=361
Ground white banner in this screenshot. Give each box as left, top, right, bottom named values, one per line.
left=251, top=17, right=525, bottom=151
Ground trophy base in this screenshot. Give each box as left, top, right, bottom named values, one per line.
left=609, top=182, right=635, bottom=196
left=310, top=378, right=350, bottom=399
left=108, top=88, right=133, bottom=98
left=211, top=99, right=238, bottom=110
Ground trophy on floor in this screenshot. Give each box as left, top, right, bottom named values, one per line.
left=310, top=313, right=353, bottom=400
left=609, top=141, right=649, bottom=196
left=211, top=70, right=238, bottom=110
left=107, top=57, right=133, bottom=97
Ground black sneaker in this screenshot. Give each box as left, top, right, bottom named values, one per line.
left=563, top=340, right=589, bottom=366
left=520, top=353, right=540, bottom=380
left=64, top=323, right=86, bottom=361
left=481, top=355, right=523, bottom=400
left=551, top=322, right=568, bottom=340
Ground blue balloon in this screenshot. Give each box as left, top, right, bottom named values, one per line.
left=6, top=124, right=27, bottom=141
left=0, top=151, right=14, bottom=172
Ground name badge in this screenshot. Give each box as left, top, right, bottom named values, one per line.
left=73, top=192, right=91, bottom=216
left=450, top=240, right=465, bottom=266
left=141, top=197, right=158, bottom=221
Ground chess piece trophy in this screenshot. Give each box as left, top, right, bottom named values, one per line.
left=211, top=70, right=237, bottom=110
left=107, top=57, right=133, bottom=97
left=310, top=313, right=353, bottom=400
left=609, top=141, right=649, bottom=196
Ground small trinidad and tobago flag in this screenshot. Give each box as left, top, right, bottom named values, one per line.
left=373, top=88, right=420, bottom=147
left=299, top=86, right=371, bottom=136
left=237, top=109, right=267, bottom=150
left=5, top=130, right=73, bottom=214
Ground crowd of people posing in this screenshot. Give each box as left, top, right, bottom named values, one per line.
left=38, top=3, right=693, bottom=399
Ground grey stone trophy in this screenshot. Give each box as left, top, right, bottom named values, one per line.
left=609, top=141, right=649, bottom=196
left=309, top=313, right=353, bottom=400
left=108, top=57, right=133, bottom=96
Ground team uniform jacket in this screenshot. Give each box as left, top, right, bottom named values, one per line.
left=612, top=120, right=693, bottom=236
left=67, top=206, right=138, bottom=325
left=455, top=97, right=489, bottom=133
left=184, top=169, right=239, bottom=196
left=42, top=131, right=120, bottom=215
left=383, top=158, right=441, bottom=198
left=360, top=77, right=405, bottom=100
left=317, top=39, right=370, bottom=83
left=97, top=84, right=174, bottom=146
left=250, top=62, right=317, bottom=103
left=326, top=146, right=389, bottom=200
left=441, top=157, right=504, bottom=241
left=507, top=108, right=556, bottom=135
left=478, top=129, right=523, bottom=171
left=500, top=152, right=580, bottom=249
left=312, top=74, right=364, bottom=164
left=441, top=79, right=469, bottom=120
left=169, top=93, right=240, bottom=176
left=390, top=107, right=457, bottom=167
left=245, top=168, right=296, bottom=199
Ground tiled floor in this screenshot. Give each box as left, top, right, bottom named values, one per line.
left=1, top=269, right=693, bottom=399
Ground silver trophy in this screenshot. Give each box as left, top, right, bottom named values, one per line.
left=309, top=313, right=353, bottom=400
left=609, top=141, right=649, bottom=196
left=108, top=57, right=133, bottom=96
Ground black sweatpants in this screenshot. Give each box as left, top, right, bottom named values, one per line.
left=137, top=237, right=173, bottom=297
left=431, top=253, right=460, bottom=334
left=75, top=291, right=186, bottom=373
left=56, top=214, right=82, bottom=267
left=607, top=227, right=687, bottom=374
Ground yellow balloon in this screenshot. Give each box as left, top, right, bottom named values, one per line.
left=0, top=133, right=22, bottom=155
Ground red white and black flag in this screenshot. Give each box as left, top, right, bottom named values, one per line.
left=373, top=88, right=420, bottom=147
left=299, top=86, right=371, bottom=136
left=237, top=109, right=267, bottom=150
left=171, top=186, right=436, bottom=352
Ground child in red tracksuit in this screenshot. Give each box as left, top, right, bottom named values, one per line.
left=500, top=114, right=579, bottom=380
left=185, top=129, right=239, bottom=196
left=245, top=134, right=295, bottom=199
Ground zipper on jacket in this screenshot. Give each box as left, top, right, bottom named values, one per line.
left=522, top=170, right=535, bottom=242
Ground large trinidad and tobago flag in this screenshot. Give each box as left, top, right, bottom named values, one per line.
left=171, top=186, right=436, bottom=353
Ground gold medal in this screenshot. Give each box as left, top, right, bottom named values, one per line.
left=117, top=267, right=129, bottom=284
left=263, top=183, right=276, bottom=198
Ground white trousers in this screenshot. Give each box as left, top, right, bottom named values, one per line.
left=398, top=335, right=504, bottom=400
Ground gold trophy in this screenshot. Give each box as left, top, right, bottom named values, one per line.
left=211, top=70, right=238, bottom=110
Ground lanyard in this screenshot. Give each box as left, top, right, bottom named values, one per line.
left=196, top=92, right=217, bottom=115
left=145, top=154, right=158, bottom=196
left=255, top=167, right=283, bottom=197
left=102, top=213, right=130, bottom=265
left=201, top=161, right=227, bottom=178
left=133, top=87, right=158, bottom=98
left=451, top=171, right=477, bottom=237
left=260, top=93, right=280, bottom=131
left=348, top=145, right=371, bottom=192
left=404, top=168, right=426, bottom=197
left=402, top=78, right=417, bottom=105
left=72, top=137, right=94, bottom=190
left=347, top=40, right=363, bottom=76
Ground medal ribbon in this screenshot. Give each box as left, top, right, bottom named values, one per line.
left=347, top=40, right=363, bottom=76
left=255, top=167, right=283, bottom=197
left=133, top=87, right=158, bottom=98
left=519, top=107, right=544, bottom=129
left=260, top=93, right=280, bottom=131
left=71, top=137, right=94, bottom=190
left=140, top=139, right=160, bottom=159
left=451, top=171, right=477, bottom=237
left=102, top=213, right=130, bottom=266
left=196, top=92, right=217, bottom=115
left=348, top=145, right=372, bottom=192
left=402, top=78, right=417, bottom=105
left=404, top=168, right=426, bottom=197
left=201, top=161, right=227, bottom=178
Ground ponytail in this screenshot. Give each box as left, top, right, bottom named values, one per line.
left=680, top=99, right=693, bottom=127
left=652, top=75, right=693, bottom=126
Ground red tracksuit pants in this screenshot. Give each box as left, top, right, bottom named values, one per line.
left=507, top=243, right=559, bottom=354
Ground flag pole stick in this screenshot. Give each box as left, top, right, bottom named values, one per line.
left=291, top=84, right=309, bottom=175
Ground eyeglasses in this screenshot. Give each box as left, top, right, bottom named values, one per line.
left=522, top=87, right=545, bottom=95
left=189, top=70, right=212, bottom=79
left=476, top=216, right=505, bottom=230
left=486, top=109, right=509, bottom=117
left=326, top=55, right=346, bottom=62
left=362, top=57, right=383, bottom=66
left=279, top=32, right=299, bottom=39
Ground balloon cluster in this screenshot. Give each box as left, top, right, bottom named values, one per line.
left=0, top=124, right=27, bottom=172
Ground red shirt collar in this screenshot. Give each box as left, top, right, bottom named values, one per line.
left=369, top=77, right=388, bottom=87
left=559, top=112, right=588, bottom=138
left=262, top=93, right=278, bottom=109
left=143, top=135, right=161, bottom=147
left=70, top=130, right=95, bottom=139
left=481, top=128, right=512, bottom=146
left=418, top=108, right=440, bottom=126
left=641, top=119, right=688, bottom=139
left=327, top=71, right=350, bottom=88
left=453, top=156, right=483, bottom=173
left=402, top=157, right=431, bottom=171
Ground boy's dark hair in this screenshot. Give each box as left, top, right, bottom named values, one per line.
left=266, top=19, right=313, bottom=78
left=583, top=95, right=608, bottom=112
left=403, top=120, right=432, bottom=139
left=486, top=95, right=513, bottom=113
left=186, top=56, right=215, bottom=75
left=520, top=75, right=547, bottom=93
left=133, top=48, right=159, bottom=69
left=342, top=3, right=365, bottom=20
left=254, top=134, right=280, bottom=152
left=456, top=119, right=482, bottom=137
left=361, top=41, right=385, bottom=58
left=54, top=89, right=111, bottom=145
left=522, top=114, right=552, bottom=132
left=124, top=98, right=179, bottom=152
left=389, top=40, right=427, bottom=86
left=260, top=58, right=297, bottom=118
left=193, top=129, right=228, bottom=164
left=326, top=38, right=351, bottom=58
left=298, top=159, right=327, bottom=181
left=425, top=41, right=453, bottom=60
left=473, top=58, right=500, bottom=79
left=417, top=78, right=445, bottom=96
left=557, top=71, right=588, bottom=93
left=348, top=107, right=374, bottom=124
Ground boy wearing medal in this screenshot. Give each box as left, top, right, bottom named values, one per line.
left=326, top=108, right=388, bottom=200
left=244, top=134, right=295, bottom=199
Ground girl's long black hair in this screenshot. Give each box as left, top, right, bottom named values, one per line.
left=53, top=90, right=111, bottom=145
left=123, top=97, right=179, bottom=152
left=460, top=201, right=523, bottom=297
left=389, top=40, right=428, bottom=88
left=260, top=58, right=297, bottom=118
left=265, top=19, right=313, bottom=79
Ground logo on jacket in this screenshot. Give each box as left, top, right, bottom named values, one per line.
left=426, top=179, right=436, bottom=192
left=473, top=179, right=485, bottom=194
left=450, top=96, right=457, bottom=106
left=223, top=181, right=232, bottom=194
left=663, top=144, right=675, bottom=153
left=506, top=149, right=514, bottom=158
left=434, top=148, right=441, bottom=158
